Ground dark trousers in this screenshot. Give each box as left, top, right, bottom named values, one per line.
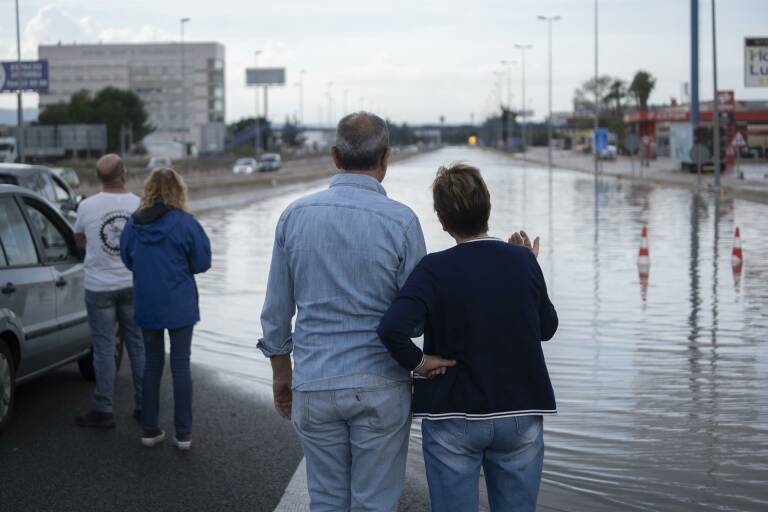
left=141, top=325, right=194, bottom=434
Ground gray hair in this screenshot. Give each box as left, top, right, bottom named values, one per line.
left=335, top=112, right=389, bottom=170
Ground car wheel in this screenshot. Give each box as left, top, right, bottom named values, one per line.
left=0, top=339, right=15, bottom=432
left=77, top=327, right=125, bottom=382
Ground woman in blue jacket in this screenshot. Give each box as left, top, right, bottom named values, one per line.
left=120, top=167, right=211, bottom=450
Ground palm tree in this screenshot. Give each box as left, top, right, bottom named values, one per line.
left=604, top=79, right=627, bottom=113
left=628, top=71, right=656, bottom=111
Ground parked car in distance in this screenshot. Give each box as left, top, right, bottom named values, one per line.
left=50, top=167, right=80, bottom=190
left=599, top=145, right=618, bottom=161
left=258, top=153, right=282, bottom=172
left=146, top=156, right=172, bottom=171
left=232, top=158, right=258, bottom=175
left=0, top=185, right=123, bottom=432
left=0, top=164, right=79, bottom=223
left=0, top=137, right=17, bottom=163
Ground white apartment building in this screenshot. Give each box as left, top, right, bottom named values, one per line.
left=38, top=42, right=226, bottom=155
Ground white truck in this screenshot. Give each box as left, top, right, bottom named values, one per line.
left=0, top=137, right=17, bottom=163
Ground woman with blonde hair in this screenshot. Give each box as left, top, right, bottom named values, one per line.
left=120, top=168, right=211, bottom=450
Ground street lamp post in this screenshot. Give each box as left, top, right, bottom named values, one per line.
left=711, top=0, right=721, bottom=188
left=514, top=44, right=533, bottom=156
left=326, top=82, right=333, bottom=127
left=593, top=0, right=599, bottom=175
left=500, top=59, right=516, bottom=148
left=299, top=69, right=306, bottom=126
left=180, top=17, right=190, bottom=157
left=538, top=15, right=562, bottom=170
left=493, top=71, right=505, bottom=146
left=15, top=0, right=24, bottom=162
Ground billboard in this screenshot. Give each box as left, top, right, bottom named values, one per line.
left=745, top=38, right=768, bottom=87
left=0, top=60, right=49, bottom=92
left=246, top=68, right=286, bottom=86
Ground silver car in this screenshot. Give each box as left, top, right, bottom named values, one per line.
left=0, top=185, right=120, bottom=431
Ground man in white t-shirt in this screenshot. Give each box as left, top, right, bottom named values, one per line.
left=74, top=154, right=145, bottom=429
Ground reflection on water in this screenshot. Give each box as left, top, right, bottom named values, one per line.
left=195, top=147, right=768, bottom=511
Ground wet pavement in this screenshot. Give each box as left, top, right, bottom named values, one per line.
left=194, top=146, right=768, bottom=511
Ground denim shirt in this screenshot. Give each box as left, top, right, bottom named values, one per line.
left=258, top=173, right=427, bottom=390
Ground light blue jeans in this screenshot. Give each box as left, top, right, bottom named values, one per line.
left=85, top=288, right=144, bottom=413
left=291, top=380, right=412, bottom=512
left=421, top=415, right=544, bottom=512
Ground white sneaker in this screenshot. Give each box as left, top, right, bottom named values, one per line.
left=141, top=429, right=166, bottom=447
left=174, top=433, right=192, bottom=451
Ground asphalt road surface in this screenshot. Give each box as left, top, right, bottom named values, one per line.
left=0, top=361, right=304, bottom=512
left=0, top=360, right=437, bottom=512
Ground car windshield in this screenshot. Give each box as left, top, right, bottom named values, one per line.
left=236, top=159, right=254, bottom=165
left=0, top=174, right=18, bottom=185
left=0, top=144, right=13, bottom=151
left=260, top=155, right=278, bottom=162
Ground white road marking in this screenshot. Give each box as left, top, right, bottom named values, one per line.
left=274, top=458, right=310, bottom=511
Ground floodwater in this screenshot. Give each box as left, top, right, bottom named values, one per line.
left=194, top=147, right=768, bottom=511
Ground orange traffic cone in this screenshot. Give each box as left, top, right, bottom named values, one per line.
left=637, top=226, right=650, bottom=267
left=731, top=227, right=743, bottom=267
left=637, top=226, right=650, bottom=304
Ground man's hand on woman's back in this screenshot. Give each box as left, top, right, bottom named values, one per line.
left=415, top=354, right=456, bottom=378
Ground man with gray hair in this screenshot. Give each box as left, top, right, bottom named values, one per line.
left=74, top=154, right=144, bottom=429
left=259, top=112, right=453, bottom=510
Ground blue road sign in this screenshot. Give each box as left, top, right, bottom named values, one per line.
left=594, top=128, right=609, bottom=152
left=0, top=60, right=49, bottom=93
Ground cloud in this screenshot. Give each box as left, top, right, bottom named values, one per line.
left=17, top=5, right=173, bottom=58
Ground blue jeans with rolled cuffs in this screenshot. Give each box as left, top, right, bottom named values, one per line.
left=291, top=380, right=412, bottom=512
left=141, top=326, right=194, bottom=434
left=421, top=415, right=545, bottom=512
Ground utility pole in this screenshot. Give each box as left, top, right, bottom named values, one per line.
left=514, top=44, right=532, bottom=156
left=180, top=17, right=190, bottom=157
left=711, top=0, right=721, bottom=188
left=593, top=0, right=600, bottom=175
left=299, top=69, right=306, bottom=126
left=500, top=59, right=516, bottom=148
left=691, top=0, right=700, bottom=126
left=326, top=82, right=333, bottom=127
left=538, top=15, right=562, bottom=170
left=15, top=0, right=24, bottom=163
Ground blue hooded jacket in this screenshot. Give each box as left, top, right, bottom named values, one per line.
left=120, top=201, right=212, bottom=329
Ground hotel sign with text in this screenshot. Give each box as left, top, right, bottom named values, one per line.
left=745, top=38, right=768, bottom=87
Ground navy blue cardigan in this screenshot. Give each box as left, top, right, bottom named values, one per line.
left=377, top=239, right=558, bottom=420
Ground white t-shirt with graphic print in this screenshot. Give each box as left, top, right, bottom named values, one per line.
left=74, top=192, right=141, bottom=292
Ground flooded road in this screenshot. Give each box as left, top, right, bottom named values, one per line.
left=194, top=147, right=768, bottom=511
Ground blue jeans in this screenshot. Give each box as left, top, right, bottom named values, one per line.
left=291, top=380, right=412, bottom=512
left=85, top=288, right=144, bottom=413
left=141, top=326, right=194, bottom=434
left=421, top=415, right=544, bottom=512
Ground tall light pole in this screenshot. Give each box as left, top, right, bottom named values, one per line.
left=15, top=0, right=24, bottom=162
left=711, top=0, right=721, bottom=188
left=514, top=44, right=533, bottom=155
left=593, top=0, right=599, bottom=175
left=493, top=71, right=505, bottom=146
left=253, top=50, right=262, bottom=153
left=180, top=17, right=190, bottom=156
left=538, top=15, right=561, bottom=170
left=298, top=69, right=306, bottom=126
left=501, top=59, right=516, bottom=147
left=326, top=82, right=333, bottom=127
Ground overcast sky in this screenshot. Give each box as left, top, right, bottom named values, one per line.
left=1, top=0, right=766, bottom=125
